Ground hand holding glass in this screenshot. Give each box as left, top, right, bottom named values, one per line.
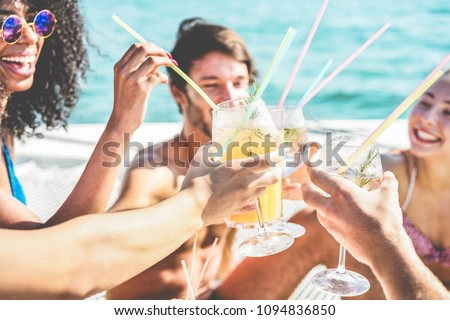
left=311, top=133, right=382, bottom=296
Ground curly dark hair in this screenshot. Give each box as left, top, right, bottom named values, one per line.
left=2, top=0, right=89, bottom=139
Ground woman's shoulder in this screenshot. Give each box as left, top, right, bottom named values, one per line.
left=381, top=149, right=413, bottom=193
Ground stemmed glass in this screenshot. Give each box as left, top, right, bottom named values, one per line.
left=311, top=133, right=382, bottom=296
left=268, top=106, right=308, bottom=238
left=212, top=98, right=294, bottom=257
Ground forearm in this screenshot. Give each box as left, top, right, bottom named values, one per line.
left=0, top=191, right=42, bottom=229
left=46, top=120, right=132, bottom=226
left=0, top=188, right=204, bottom=299
left=371, top=231, right=450, bottom=300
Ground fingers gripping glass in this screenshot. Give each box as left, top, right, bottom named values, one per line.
left=1, top=9, right=57, bottom=45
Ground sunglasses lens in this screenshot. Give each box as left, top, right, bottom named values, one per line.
left=34, top=10, right=56, bottom=37
left=3, top=15, right=22, bottom=44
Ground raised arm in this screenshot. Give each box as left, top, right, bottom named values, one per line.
left=0, top=152, right=279, bottom=299
left=45, top=43, right=177, bottom=226
left=302, top=168, right=450, bottom=300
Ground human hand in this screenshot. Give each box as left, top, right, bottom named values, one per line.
left=282, top=178, right=302, bottom=200
left=181, top=145, right=281, bottom=226
left=110, top=43, right=177, bottom=132
left=301, top=168, right=403, bottom=266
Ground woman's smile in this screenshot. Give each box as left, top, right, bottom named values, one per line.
left=0, top=52, right=37, bottom=77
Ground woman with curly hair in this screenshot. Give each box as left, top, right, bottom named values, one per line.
left=0, top=0, right=176, bottom=229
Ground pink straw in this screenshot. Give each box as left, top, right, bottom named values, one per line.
left=410, top=54, right=450, bottom=91
left=298, top=22, right=391, bottom=109
left=277, top=0, right=330, bottom=109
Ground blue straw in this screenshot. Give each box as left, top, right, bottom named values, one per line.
left=297, top=59, right=333, bottom=107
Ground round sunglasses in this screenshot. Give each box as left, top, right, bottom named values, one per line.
left=0, top=9, right=57, bottom=45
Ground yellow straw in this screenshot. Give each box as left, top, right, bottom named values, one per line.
left=344, top=70, right=443, bottom=168
left=112, top=14, right=216, bottom=110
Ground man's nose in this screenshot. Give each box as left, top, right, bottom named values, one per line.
left=219, top=82, right=242, bottom=102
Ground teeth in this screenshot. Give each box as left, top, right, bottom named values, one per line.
left=416, top=129, right=439, bottom=142
left=0, top=55, right=35, bottom=63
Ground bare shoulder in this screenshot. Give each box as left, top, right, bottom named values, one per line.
left=381, top=150, right=408, bottom=182
left=110, top=140, right=182, bottom=211
left=130, top=140, right=169, bottom=169
left=381, top=149, right=413, bottom=202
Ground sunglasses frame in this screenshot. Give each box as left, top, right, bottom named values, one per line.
left=0, top=9, right=57, bottom=45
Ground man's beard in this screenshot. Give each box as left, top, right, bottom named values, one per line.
left=186, top=97, right=212, bottom=138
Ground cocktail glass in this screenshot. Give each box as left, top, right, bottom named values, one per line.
left=212, top=98, right=294, bottom=257
left=311, top=133, right=382, bottom=296
left=268, top=106, right=308, bottom=238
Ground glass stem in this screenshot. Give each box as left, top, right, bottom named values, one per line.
left=254, top=198, right=269, bottom=236
left=336, top=245, right=347, bottom=274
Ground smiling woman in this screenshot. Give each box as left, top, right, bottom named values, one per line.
left=0, top=0, right=88, bottom=139
left=376, top=71, right=450, bottom=292
left=0, top=0, right=177, bottom=234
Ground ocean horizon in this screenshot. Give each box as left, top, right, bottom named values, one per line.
left=70, top=0, right=449, bottom=124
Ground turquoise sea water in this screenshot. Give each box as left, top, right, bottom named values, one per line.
left=71, top=0, right=450, bottom=123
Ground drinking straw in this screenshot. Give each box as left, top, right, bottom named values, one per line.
left=298, top=22, right=391, bottom=109
left=277, top=0, right=330, bottom=109
left=221, top=27, right=297, bottom=151
left=343, top=69, right=445, bottom=169
left=194, top=237, right=219, bottom=295
left=112, top=14, right=216, bottom=110
left=181, top=260, right=196, bottom=300
left=297, top=59, right=333, bottom=106
left=251, top=27, right=298, bottom=103
left=186, top=232, right=198, bottom=299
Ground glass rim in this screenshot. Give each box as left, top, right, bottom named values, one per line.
left=215, top=97, right=262, bottom=109
left=328, top=132, right=373, bottom=142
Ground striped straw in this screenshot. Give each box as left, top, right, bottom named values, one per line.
left=344, top=65, right=447, bottom=169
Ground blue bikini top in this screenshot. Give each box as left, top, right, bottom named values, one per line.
left=3, top=139, right=26, bottom=204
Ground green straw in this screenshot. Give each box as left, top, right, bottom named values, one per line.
left=252, top=27, right=298, bottom=102
left=242, top=27, right=297, bottom=124
left=112, top=14, right=216, bottom=110
left=221, top=28, right=297, bottom=151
